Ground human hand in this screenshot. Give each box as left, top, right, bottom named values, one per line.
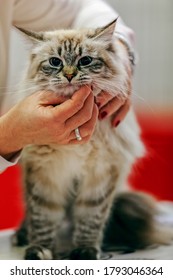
left=0, top=86, right=98, bottom=159
left=95, top=42, right=132, bottom=127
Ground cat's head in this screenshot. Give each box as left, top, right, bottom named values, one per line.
left=18, top=19, right=125, bottom=97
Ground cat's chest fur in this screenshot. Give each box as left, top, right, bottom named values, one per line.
left=22, top=110, right=144, bottom=196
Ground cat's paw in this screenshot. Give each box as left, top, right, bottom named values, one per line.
left=24, top=245, right=53, bottom=260
left=69, top=247, right=98, bottom=260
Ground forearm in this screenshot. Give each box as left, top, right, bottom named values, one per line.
left=0, top=114, right=23, bottom=160
left=0, top=114, right=21, bottom=172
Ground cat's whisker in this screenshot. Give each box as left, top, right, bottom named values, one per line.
left=4, top=81, right=48, bottom=93
left=94, top=80, right=127, bottom=99
left=132, top=91, right=156, bottom=114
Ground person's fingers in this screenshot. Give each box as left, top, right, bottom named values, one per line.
left=111, top=98, right=131, bottom=127
left=65, top=91, right=94, bottom=130
left=52, top=85, right=91, bottom=120
left=95, top=91, right=113, bottom=109
left=98, top=96, right=124, bottom=120
left=97, top=70, right=132, bottom=122
left=69, top=103, right=98, bottom=143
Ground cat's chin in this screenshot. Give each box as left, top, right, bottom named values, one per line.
left=49, top=84, right=81, bottom=97
left=57, top=85, right=103, bottom=98
left=62, top=85, right=102, bottom=97
left=63, top=84, right=81, bottom=97
left=45, top=83, right=102, bottom=97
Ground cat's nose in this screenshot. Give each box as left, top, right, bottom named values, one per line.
left=63, top=66, right=77, bottom=82
left=64, top=73, right=76, bottom=82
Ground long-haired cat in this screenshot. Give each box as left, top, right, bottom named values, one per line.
left=15, top=19, right=171, bottom=260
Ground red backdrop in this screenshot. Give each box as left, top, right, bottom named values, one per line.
left=0, top=111, right=173, bottom=230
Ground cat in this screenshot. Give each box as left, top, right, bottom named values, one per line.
left=15, top=19, right=172, bottom=260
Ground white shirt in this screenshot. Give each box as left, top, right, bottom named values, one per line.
left=0, top=0, right=134, bottom=172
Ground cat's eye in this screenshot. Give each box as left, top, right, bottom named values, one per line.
left=78, top=56, right=93, bottom=66
left=49, top=57, right=62, bottom=67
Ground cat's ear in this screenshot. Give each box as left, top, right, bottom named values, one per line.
left=88, top=18, right=118, bottom=44
left=15, top=26, right=45, bottom=43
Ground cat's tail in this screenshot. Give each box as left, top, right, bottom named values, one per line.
left=102, top=191, right=173, bottom=252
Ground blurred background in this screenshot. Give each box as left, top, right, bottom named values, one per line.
left=0, top=0, right=173, bottom=230
left=108, top=0, right=173, bottom=108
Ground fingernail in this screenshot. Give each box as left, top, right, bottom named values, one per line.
left=114, top=120, right=120, bottom=127
left=100, top=111, right=107, bottom=119
left=96, top=102, right=101, bottom=108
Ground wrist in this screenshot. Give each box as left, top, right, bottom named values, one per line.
left=0, top=113, right=24, bottom=160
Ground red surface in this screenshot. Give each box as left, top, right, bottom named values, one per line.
left=0, top=165, right=25, bottom=230
left=129, top=111, right=173, bottom=200
left=0, top=111, right=173, bottom=230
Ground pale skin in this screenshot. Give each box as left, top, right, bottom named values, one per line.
left=0, top=43, right=132, bottom=161
left=0, top=86, right=98, bottom=160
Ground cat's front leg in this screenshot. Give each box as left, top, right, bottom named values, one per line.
left=24, top=192, right=65, bottom=260
left=70, top=176, right=115, bottom=260
left=25, top=207, right=61, bottom=260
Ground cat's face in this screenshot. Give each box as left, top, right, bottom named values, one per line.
left=20, top=19, right=123, bottom=96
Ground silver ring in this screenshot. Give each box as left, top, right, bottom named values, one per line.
left=75, top=127, right=82, bottom=141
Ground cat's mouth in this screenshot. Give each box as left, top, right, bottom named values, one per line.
left=62, top=83, right=102, bottom=97
left=50, top=83, right=81, bottom=97
left=46, top=81, right=101, bottom=97
left=65, top=83, right=76, bottom=88
left=55, top=82, right=93, bottom=95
